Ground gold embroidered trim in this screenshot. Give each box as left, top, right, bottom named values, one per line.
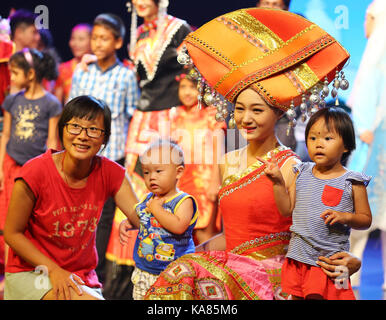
left=145, top=282, right=195, bottom=300
left=186, top=33, right=237, bottom=68
left=285, top=70, right=303, bottom=94
left=194, top=277, right=229, bottom=300
left=221, top=146, right=289, bottom=189
left=227, top=34, right=334, bottom=107
left=192, top=253, right=262, bottom=299
left=224, top=9, right=284, bottom=51
left=214, top=15, right=320, bottom=90
left=162, top=261, right=196, bottom=284
left=219, top=148, right=297, bottom=203
left=144, top=252, right=266, bottom=300
left=231, top=233, right=291, bottom=256
left=290, top=63, right=320, bottom=92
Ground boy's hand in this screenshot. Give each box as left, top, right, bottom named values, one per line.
left=146, top=196, right=165, bottom=214
left=256, top=156, right=284, bottom=185
left=77, top=54, right=97, bottom=72
left=320, top=209, right=350, bottom=226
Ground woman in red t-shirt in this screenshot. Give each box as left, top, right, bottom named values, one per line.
left=3, top=95, right=139, bottom=300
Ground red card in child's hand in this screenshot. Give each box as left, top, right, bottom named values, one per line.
left=321, top=185, right=344, bottom=207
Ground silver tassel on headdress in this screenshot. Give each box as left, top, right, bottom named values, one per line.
left=285, top=69, right=350, bottom=136
left=176, top=46, right=192, bottom=66
left=299, top=94, right=308, bottom=123
left=331, top=70, right=340, bottom=105
left=286, top=101, right=297, bottom=136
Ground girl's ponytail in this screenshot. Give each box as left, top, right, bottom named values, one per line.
left=39, top=51, right=58, bottom=81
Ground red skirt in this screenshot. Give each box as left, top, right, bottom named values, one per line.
left=281, top=258, right=356, bottom=300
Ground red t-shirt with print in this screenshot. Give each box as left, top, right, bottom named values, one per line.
left=6, top=149, right=126, bottom=288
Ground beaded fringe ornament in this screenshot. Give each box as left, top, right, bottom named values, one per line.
left=177, top=48, right=349, bottom=131
left=286, top=70, right=349, bottom=135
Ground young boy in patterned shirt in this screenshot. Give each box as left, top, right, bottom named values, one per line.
left=120, top=140, right=198, bottom=300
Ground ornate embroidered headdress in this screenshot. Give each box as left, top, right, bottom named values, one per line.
left=177, top=8, right=350, bottom=132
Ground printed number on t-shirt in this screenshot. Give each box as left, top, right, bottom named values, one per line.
left=52, top=217, right=98, bottom=238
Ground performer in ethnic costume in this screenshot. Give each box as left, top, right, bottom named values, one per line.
left=127, top=7, right=363, bottom=300
left=124, top=0, right=192, bottom=174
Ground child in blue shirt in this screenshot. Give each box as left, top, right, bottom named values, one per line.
left=121, top=139, right=198, bottom=300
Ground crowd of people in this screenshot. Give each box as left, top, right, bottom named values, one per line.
left=0, top=0, right=384, bottom=301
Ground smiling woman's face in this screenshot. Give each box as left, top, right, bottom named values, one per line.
left=234, top=88, right=281, bottom=142
left=62, top=113, right=106, bottom=161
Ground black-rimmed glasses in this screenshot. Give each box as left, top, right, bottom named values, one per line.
left=65, top=123, right=105, bottom=138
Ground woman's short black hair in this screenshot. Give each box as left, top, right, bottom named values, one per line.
left=305, top=107, right=356, bottom=162
left=58, top=95, right=112, bottom=147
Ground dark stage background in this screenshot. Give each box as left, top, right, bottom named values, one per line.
left=1, top=0, right=259, bottom=62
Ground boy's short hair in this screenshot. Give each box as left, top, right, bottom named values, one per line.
left=141, top=139, right=185, bottom=167
left=58, top=95, right=112, bottom=146
left=9, top=9, right=37, bottom=39
left=93, top=13, right=126, bottom=39
left=305, top=107, right=356, bottom=162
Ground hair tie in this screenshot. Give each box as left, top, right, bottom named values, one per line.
left=22, top=48, right=34, bottom=68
